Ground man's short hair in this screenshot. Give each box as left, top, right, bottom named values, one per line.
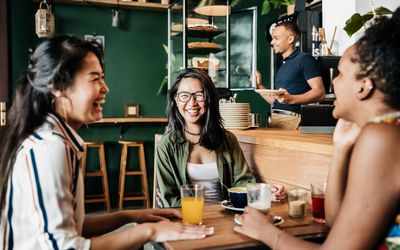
left=276, top=21, right=300, bottom=42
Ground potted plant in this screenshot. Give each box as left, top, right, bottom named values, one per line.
left=344, top=6, right=392, bottom=37
left=232, top=0, right=295, bottom=15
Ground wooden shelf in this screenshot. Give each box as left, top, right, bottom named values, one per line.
left=92, top=117, right=168, bottom=124
left=34, top=0, right=169, bottom=12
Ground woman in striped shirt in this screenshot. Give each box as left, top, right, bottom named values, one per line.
left=0, top=35, right=212, bottom=250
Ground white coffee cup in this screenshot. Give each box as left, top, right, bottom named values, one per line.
left=246, top=183, right=272, bottom=213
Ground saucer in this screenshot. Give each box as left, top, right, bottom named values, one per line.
left=220, top=201, right=245, bottom=212
left=234, top=215, right=284, bottom=226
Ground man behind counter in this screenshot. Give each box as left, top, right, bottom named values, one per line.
left=257, top=21, right=325, bottom=129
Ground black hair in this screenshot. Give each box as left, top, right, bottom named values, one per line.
left=166, top=68, right=226, bottom=150
left=0, top=35, right=104, bottom=211
left=352, top=7, right=400, bottom=109
left=275, top=21, right=300, bottom=42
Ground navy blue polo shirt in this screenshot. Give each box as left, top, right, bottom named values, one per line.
left=274, top=49, right=321, bottom=113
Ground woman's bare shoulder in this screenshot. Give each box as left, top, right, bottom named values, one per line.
left=352, top=122, right=400, bottom=179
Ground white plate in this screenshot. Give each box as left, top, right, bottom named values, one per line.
left=255, top=89, right=285, bottom=95
left=221, top=202, right=245, bottom=212
left=234, top=215, right=284, bottom=226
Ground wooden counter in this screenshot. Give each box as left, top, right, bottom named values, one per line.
left=230, top=128, right=333, bottom=191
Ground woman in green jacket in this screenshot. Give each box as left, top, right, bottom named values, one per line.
left=155, top=68, right=286, bottom=208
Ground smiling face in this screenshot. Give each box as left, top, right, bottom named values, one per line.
left=271, top=25, right=294, bottom=57
left=332, top=45, right=361, bottom=120
left=174, top=77, right=206, bottom=128
left=55, top=52, right=109, bottom=130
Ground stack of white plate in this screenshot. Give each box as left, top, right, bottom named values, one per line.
left=220, top=103, right=250, bottom=130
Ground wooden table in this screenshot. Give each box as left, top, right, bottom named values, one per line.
left=161, top=203, right=329, bottom=250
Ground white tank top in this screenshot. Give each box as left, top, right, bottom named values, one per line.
left=187, top=162, right=222, bottom=205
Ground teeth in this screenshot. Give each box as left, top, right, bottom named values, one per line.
left=94, top=99, right=106, bottom=106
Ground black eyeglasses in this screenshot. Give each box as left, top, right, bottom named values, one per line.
left=176, top=91, right=206, bottom=103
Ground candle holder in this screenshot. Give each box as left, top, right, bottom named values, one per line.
left=35, top=0, right=55, bottom=38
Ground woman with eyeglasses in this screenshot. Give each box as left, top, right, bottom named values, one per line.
left=155, top=68, right=286, bottom=207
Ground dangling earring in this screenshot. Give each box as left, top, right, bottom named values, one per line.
left=51, top=98, right=56, bottom=110
left=61, top=98, right=68, bottom=123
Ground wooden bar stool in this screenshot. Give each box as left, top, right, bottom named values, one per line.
left=118, top=141, right=150, bottom=209
left=81, top=141, right=111, bottom=213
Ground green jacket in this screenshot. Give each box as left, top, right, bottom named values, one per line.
left=155, top=130, right=256, bottom=208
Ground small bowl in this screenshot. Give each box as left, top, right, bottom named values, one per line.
left=228, top=187, right=247, bottom=208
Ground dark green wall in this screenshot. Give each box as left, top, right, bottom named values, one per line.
left=10, top=0, right=280, bottom=210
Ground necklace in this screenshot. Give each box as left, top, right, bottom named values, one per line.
left=371, top=111, right=400, bottom=124
left=184, top=128, right=200, bottom=136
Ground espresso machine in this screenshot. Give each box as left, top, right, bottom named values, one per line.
left=299, top=56, right=339, bottom=134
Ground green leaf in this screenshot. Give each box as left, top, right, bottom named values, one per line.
left=231, top=0, right=240, bottom=7
left=369, top=6, right=393, bottom=15
left=344, top=13, right=365, bottom=37
left=157, top=75, right=168, bottom=96
left=261, top=0, right=271, bottom=15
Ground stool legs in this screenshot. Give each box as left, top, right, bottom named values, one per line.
left=118, top=144, right=128, bottom=210
left=81, top=142, right=111, bottom=213
left=118, top=141, right=150, bottom=210
left=99, top=144, right=111, bottom=213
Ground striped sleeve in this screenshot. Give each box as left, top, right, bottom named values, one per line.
left=23, top=139, right=90, bottom=250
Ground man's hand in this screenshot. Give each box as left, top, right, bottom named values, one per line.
left=275, top=88, right=293, bottom=104
left=256, top=70, right=266, bottom=89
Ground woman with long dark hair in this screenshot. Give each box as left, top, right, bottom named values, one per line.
left=156, top=68, right=286, bottom=207
left=0, top=35, right=212, bottom=249
left=235, top=7, right=400, bottom=250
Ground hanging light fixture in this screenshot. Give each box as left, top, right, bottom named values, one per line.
left=112, top=0, right=120, bottom=28
left=194, top=0, right=230, bottom=16
left=35, top=0, right=55, bottom=38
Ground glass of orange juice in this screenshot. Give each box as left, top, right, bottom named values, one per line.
left=180, top=184, right=205, bottom=225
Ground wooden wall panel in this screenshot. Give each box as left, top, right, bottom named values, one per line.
left=240, top=142, right=331, bottom=190
left=231, top=129, right=333, bottom=199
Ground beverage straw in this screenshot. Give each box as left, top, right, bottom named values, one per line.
left=329, top=26, right=337, bottom=53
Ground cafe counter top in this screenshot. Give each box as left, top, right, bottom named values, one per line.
left=230, top=128, right=333, bottom=191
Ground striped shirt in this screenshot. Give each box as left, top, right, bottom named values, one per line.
left=1, top=113, right=90, bottom=250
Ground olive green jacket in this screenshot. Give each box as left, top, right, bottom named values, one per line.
left=155, top=130, right=256, bottom=208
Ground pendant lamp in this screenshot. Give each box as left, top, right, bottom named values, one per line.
left=194, top=0, right=230, bottom=16
left=35, top=0, right=55, bottom=38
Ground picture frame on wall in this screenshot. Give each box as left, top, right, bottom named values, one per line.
left=124, top=103, right=140, bottom=118
left=84, top=34, right=105, bottom=51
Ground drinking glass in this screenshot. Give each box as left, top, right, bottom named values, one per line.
left=287, top=188, right=307, bottom=218
left=310, top=181, right=327, bottom=223
left=246, top=183, right=272, bottom=213
left=180, top=184, right=205, bottom=225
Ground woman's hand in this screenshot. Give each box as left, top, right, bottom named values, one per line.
left=273, top=184, right=286, bottom=202
left=127, top=209, right=182, bottom=223
left=234, top=206, right=273, bottom=241
left=149, top=221, right=214, bottom=242
left=333, top=118, right=361, bottom=150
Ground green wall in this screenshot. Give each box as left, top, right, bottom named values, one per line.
left=10, top=0, right=280, bottom=210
